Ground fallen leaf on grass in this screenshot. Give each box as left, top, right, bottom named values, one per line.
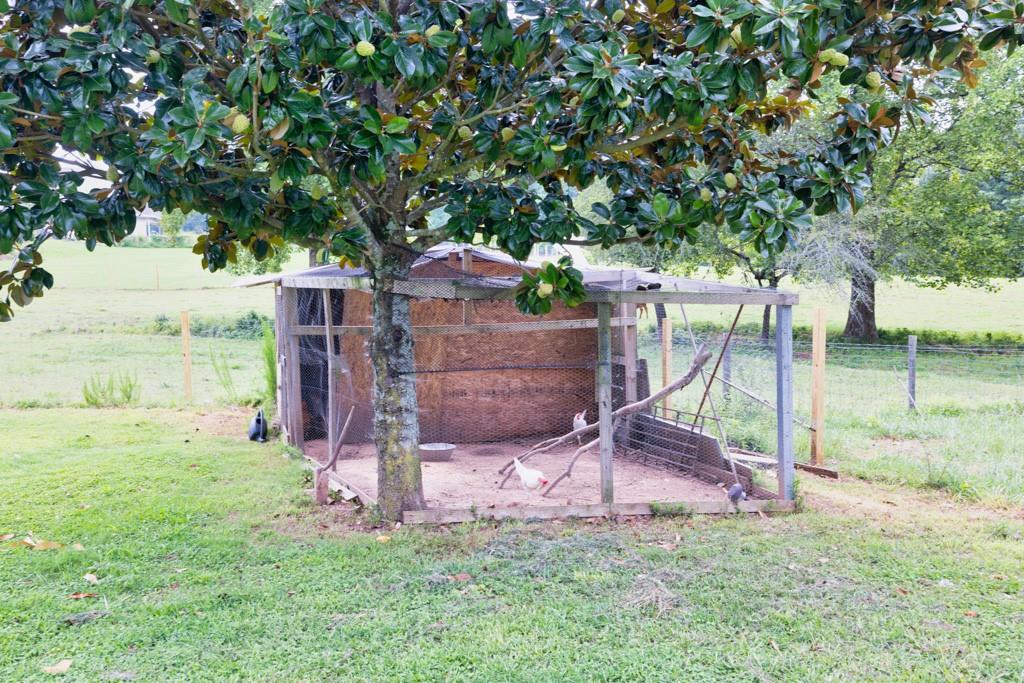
left=0, top=533, right=14, bottom=542
left=35, top=540, right=64, bottom=550
left=964, top=610, right=979, bottom=618
left=376, top=535, right=391, bottom=544
left=83, top=573, right=99, bottom=585
left=42, top=659, right=72, bottom=675
left=71, top=543, right=85, bottom=551
left=68, top=592, right=98, bottom=600
left=450, top=572, right=473, bottom=582
left=895, top=587, right=910, bottom=596
left=20, top=536, right=64, bottom=550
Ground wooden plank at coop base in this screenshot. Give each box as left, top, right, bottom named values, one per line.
left=401, top=499, right=795, bottom=524
left=301, top=457, right=377, bottom=506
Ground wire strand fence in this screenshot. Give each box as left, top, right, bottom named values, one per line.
left=639, top=325, right=1024, bottom=461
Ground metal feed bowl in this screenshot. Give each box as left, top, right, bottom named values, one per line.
left=419, top=442, right=456, bottom=462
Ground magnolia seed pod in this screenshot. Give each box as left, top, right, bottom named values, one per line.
left=231, top=115, right=251, bottom=134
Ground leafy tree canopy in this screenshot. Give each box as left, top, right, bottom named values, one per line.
left=2, top=0, right=1020, bottom=320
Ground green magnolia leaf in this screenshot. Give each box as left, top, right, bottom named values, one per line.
left=385, top=117, right=410, bottom=134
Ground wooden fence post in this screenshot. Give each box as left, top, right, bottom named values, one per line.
left=180, top=310, right=192, bottom=403
left=907, top=335, right=917, bottom=410
left=810, top=307, right=826, bottom=465
left=597, top=303, right=614, bottom=504
left=661, top=317, right=673, bottom=414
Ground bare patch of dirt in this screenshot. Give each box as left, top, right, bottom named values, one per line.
left=802, top=476, right=1024, bottom=528
left=305, top=438, right=734, bottom=510
left=188, top=407, right=255, bottom=440
left=268, top=498, right=380, bottom=539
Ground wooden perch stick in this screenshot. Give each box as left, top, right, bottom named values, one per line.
left=542, top=344, right=710, bottom=496
left=317, top=406, right=355, bottom=475
left=497, top=344, right=712, bottom=491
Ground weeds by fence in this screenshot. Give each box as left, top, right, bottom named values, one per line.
left=82, top=371, right=142, bottom=407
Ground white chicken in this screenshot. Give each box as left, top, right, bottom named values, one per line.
left=572, top=410, right=588, bottom=444
left=513, top=458, right=548, bottom=492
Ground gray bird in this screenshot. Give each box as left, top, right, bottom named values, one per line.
left=727, top=483, right=746, bottom=505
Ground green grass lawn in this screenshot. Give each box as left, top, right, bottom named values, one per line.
left=1, top=408, right=1022, bottom=682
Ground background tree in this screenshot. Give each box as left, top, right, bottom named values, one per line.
left=1, top=0, right=1018, bottom=518
left=227, top=239, right=292, bottom=275
left=602, top=52, right=1024, bottom=342
left=839, top=51, right=1024, bottom=339
left=159, top=207, right=186, bottom=242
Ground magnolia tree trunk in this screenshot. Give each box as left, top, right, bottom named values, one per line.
left=843, top=269, right=879, bottom=342
left=759, top=276, right=781, bottom=340
left=368, top=246, right=425, bottom=520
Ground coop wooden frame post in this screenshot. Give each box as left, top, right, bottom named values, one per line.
left=282, top=287, right=304, bottom=450
left=597, top=303, right=614, bottom=504
left=274, top=284, right=287, bottom=438
left=661, top=317, right=673, bottom=414
left=321, top=289, right=338, bottom=463
left=775, top=304, right=795, bottom=500
left=810, top=307, right=826, bottom=465
left=619, top=303, right=638, bottom=404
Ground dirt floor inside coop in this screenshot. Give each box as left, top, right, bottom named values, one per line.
left=304, top=439, right=736, bottom=509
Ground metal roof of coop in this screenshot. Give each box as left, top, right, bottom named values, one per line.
left=239, top=243, right=797, bottom=306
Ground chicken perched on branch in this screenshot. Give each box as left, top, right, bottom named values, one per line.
left=572, top=410, right=588, bottom=445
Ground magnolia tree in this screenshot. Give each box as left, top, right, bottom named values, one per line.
left=2, top=0, right=1020, bottom=517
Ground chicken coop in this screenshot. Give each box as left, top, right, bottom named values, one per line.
left=259, top=244, right=798, bottom=523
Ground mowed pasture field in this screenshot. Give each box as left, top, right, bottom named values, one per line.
left=1, top=241, right=305, bottom=407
